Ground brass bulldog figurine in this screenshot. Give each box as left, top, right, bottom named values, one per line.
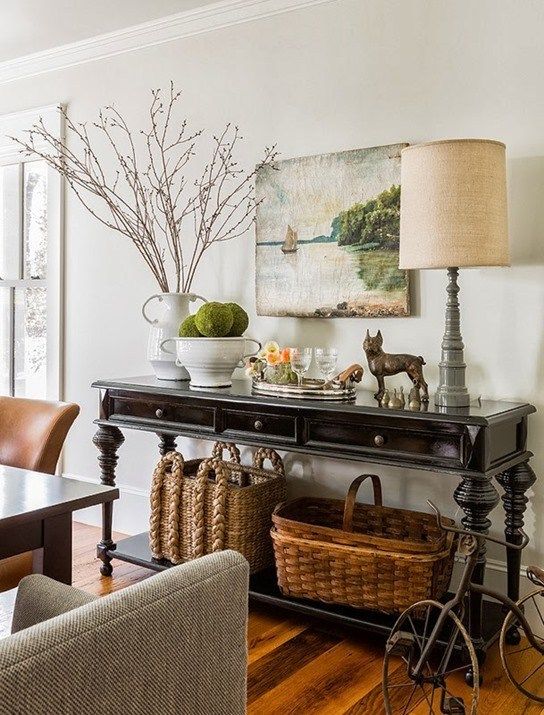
left=363, top=330, right=429, bottom=403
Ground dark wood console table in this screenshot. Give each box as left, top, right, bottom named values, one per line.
left=92, top=375, right=536, bottom=668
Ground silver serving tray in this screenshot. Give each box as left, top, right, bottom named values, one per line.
left=252, top=378, right=356, bottom=401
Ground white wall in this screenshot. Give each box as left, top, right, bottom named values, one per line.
left=2, top=0, right=544, bottom=580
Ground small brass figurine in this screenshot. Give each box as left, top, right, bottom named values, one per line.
left=363, top=330, right=429, bottom=403
left=336, top=364, right=364, bottom=385
left=323, top=363, right=364, bottom=389
left=388, top=388, right=402, bottom=409
left=399, top=386, right=406, bottom=408
left=408, top=385, right=421, bottom=411
left=380, top=389, right=390, bottom=408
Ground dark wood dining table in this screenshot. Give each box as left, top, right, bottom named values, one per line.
left=0, top=465, right=118, bottom=584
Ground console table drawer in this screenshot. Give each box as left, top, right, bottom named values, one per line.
left=305, top=417, right=466, bottom=466
left=110, top=396, right=215, bottom=429
left=223, top=409, right=296, bottom=440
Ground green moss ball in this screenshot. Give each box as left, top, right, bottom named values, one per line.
left=178, top=315, right=202, bottom=337
left=194, top=302, right=234, bottom=337
left=225, top=303, right=249, bottom=337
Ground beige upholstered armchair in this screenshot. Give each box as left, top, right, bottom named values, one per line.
left=0, top=551, right=248, bottom=715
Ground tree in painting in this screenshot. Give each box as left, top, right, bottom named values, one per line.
left=337, top=185, right=400, bottom=250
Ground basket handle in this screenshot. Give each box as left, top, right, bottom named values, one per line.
left=342, top=474, right=383, bottom=532
left=211, top=442, right=241, bottom=463
left=149, top=451, right=185, bottom=562
left=252, top=447, right=285, bottom=476
left=272, top=500, right=288, bottom=516
left=193, top=457, right=228, bottom=557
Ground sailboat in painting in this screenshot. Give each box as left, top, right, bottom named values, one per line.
left=281, top=225, right=298, bottom=253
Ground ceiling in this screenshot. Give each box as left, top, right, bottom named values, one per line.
left=0, top=0, right=219, bottom=63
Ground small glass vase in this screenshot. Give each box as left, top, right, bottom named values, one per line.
left=263, top=364, right=298, bottom=386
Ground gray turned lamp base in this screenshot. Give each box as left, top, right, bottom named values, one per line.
left=434, top=267, right=470, bottom=408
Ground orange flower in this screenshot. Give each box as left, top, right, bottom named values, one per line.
left=267, top=351, right=281, bottom=365
left=280, top=348, right=291, bottom=363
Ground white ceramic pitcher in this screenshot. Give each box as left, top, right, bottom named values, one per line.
left=142, top=292, right=206, bottom=380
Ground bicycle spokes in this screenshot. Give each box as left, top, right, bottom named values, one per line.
left=500, top=587, right=544, bottom=703
left=383, top=600, right=478, bottom=714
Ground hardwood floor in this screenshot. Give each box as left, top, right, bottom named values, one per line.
left=1, top=522, right=542, bottom=714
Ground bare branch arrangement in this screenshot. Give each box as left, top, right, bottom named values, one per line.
left=11, top=84, right=278, bottom=293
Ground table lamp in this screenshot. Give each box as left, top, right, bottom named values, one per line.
left=399, top=139, right=509, bottom=408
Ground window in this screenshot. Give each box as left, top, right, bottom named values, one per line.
left=0, top=106, right=63, bottom=400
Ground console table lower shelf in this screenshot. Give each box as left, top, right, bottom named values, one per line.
left=108, top=531, right=506, bottom=649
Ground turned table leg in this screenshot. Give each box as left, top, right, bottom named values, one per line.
left=93, top=425, right=124, bottom=576
left=158, top=433, right=177, bottom=457
left=496, top=461, right=536, bottom=644
left=454, top=474, right=500, bottom=680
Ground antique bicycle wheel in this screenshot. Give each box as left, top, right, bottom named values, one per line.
left=500, top=587, right=544, bottom=702
left=383, top=600, right=479, bottom=715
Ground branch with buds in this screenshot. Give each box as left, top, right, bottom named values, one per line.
left=11, top=83, right=278, bottom=293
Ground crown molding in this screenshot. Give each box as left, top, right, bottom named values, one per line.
left=0, top=0, right=335, bottom=86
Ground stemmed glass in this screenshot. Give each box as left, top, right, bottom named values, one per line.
left=289, top=347, right=312, bottom=388
left=315, top=348, right=338, bottom=383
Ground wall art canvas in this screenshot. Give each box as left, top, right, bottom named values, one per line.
left=255, top=143, right=410, bottom=317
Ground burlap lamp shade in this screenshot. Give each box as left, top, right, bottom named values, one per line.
left=398, top=139, right=510, bottom=408
left=399, top=139, right=509, bottom=269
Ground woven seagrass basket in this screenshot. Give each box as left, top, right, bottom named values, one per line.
left=271, top=473, right=457, bottom=614
left=149, top=441, right=286, bottom=573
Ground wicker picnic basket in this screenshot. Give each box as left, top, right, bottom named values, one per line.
left=149, top=441, right=286, bottom=573
left=271, top=473, right=457, bottom=614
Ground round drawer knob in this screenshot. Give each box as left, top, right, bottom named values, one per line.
left=155, top=408, right=164, bottom=419
left=254, top=420, right=263, bottom=431
left=374, top=434, right=385, bottom=447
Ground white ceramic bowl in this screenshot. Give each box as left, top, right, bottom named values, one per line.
left=160, top=336, right=261, bottom=388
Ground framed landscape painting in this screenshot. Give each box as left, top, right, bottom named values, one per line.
left=255, top=143, right=410, bottom=317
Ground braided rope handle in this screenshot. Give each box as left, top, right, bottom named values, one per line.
left=211, top=460, right=228, bottom=553
left=252, top=447, right=285, bottom=476
left=211, top=442, right=241, bottom=463
left=193, top=458, right=210, bottom=558
left=149, top=457, right=166, bottom=559
left=149, top=451, right=185, bottom=562
left=166, top=453, right=185, bottom=563
left=193, top=457, right=228, bottom=556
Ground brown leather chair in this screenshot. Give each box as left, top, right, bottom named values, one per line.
left=0, top=396, right=80, bottom=591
